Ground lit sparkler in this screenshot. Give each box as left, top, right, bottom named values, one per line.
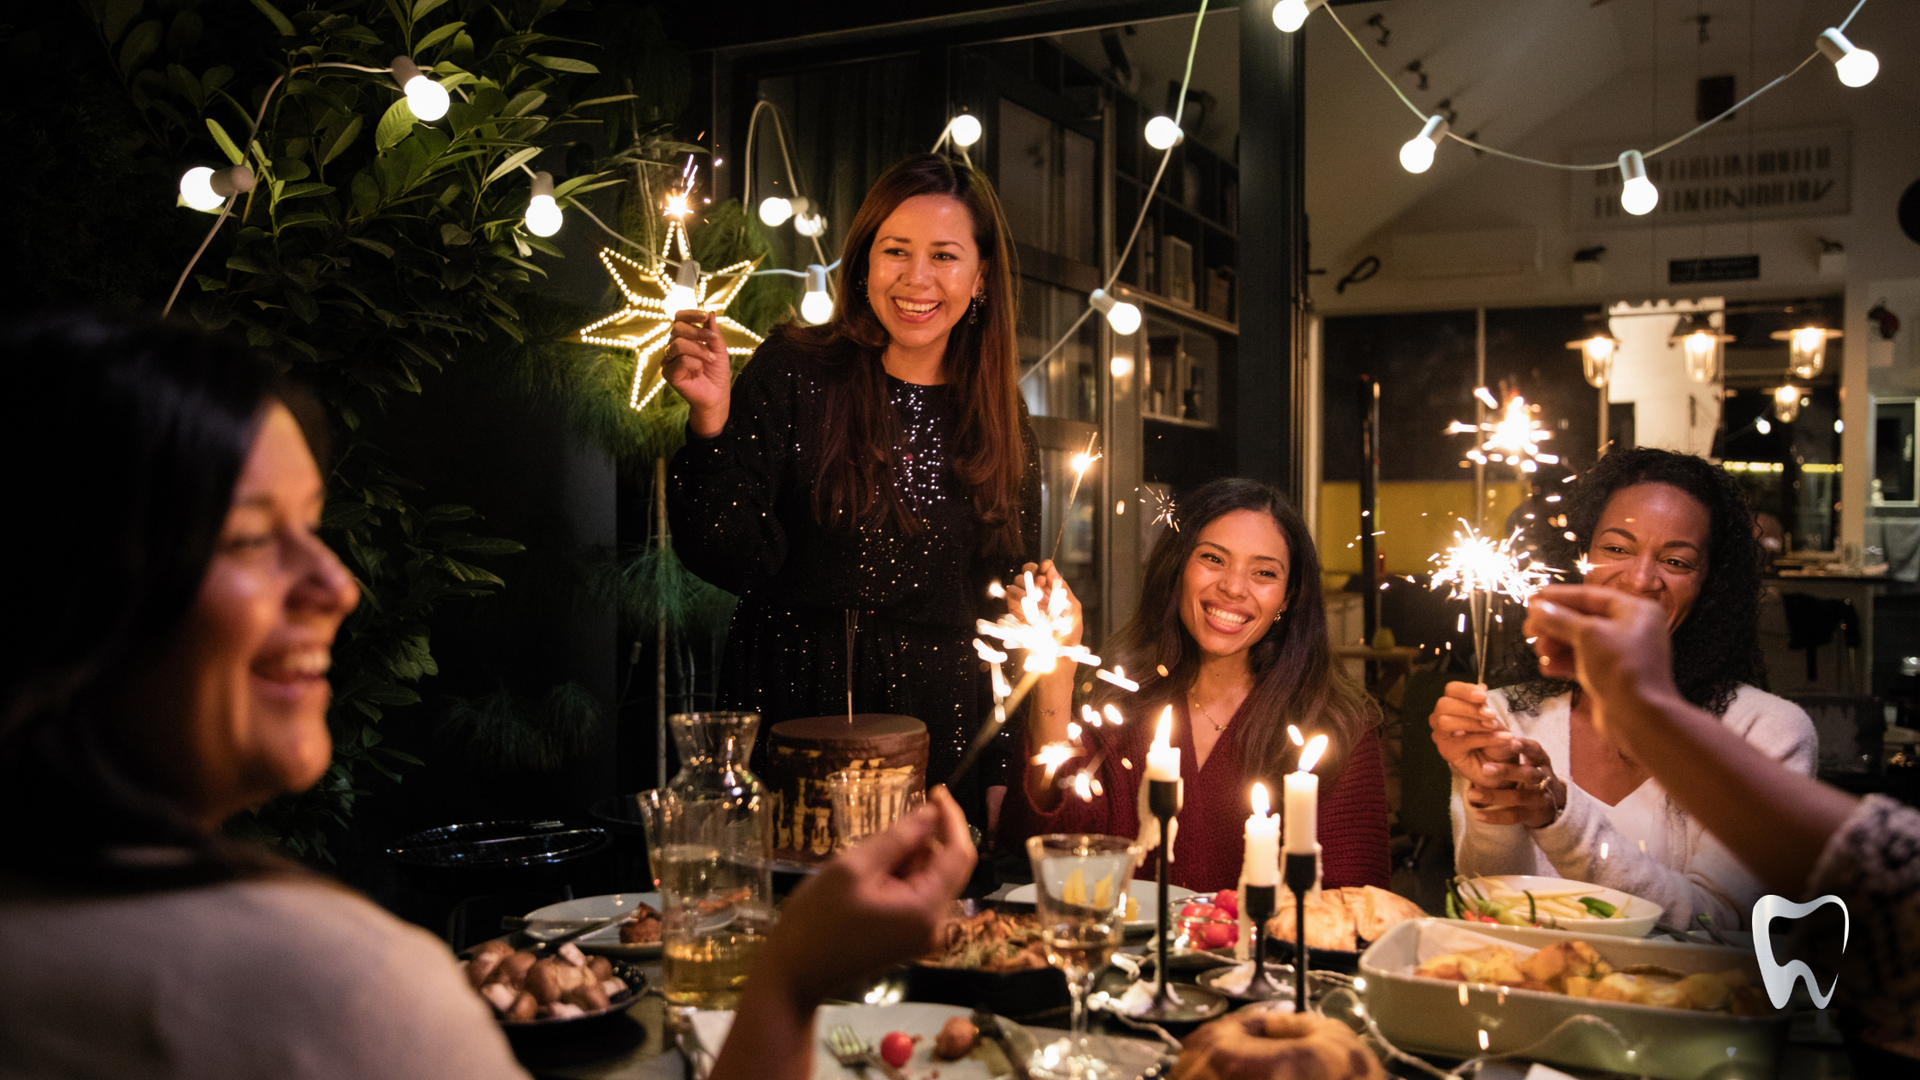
left=663, top=155, right=698, bottom=219
left=1429, top=520, right=1560, bottom=683
left=1049, top=432, right=1102, bottom=563
left=1447, top=390, right=1560, bottom=474
left=1140, top=486, right=1178, bottom=531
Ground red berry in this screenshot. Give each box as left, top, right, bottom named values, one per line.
left=880, top=1033, right=913, bottom=1068
left=1199, top=921, right=1237, bottom=949
left=1212, top=889, right=1238, bottom=917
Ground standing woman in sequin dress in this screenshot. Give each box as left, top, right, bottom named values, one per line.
left=663, top=154, right=1040, bottom=823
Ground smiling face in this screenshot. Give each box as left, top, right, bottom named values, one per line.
left=115, top=404, right=360, bottom=829
left=1582, top=482, right=1712, bottom=633
left=865, top=194, right=985, bottom=371
left=1179, top=509, right=1292, bottom=661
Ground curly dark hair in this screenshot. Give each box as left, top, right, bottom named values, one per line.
left=1504, top=447, right=1767, bottom=717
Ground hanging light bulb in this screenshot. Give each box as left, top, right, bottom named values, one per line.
left=664, top=258, right=701, bottom=316
left=1144, top=116, right=1184, bottom=150
left=390, top=56, right=448, bottom=122
left=758, top=196, right=793, bottom=227
left=1273, top=0, right=1323, bottom=33
left=1618, top=150, right=1658, bottom=216
left=1774, top=384, right=1802, bottom=424
left=1816, top=28, right=1879, bottom=88
left=522, top=171, right=563, bottom=237
left=1399, top=114, right=1448, bottom=174
left=1567, top=327, right=1617, bottom=389
left=949, top=114, right=983, bottom=148
left=800, top=263, right=834, bottom=325
left=1756, top=416, right=1773, bottom=435
left=177, top=164, right=255, bottom=212
left=1772, top=324, right=1840, bottom=380
left=1088, top=288, right=1142, bottom=335
left=791, top=197, right=827, bottom=237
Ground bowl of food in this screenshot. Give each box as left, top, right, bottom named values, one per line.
left=463, top=939, right=645, bottom=1031
left=1446, top=875, right=1661, bottom=938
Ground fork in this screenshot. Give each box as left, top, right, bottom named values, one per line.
left=824, top=1026, right=904, bottom=1080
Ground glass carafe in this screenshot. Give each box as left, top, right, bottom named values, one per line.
left=656, top=712, right=773, bottom=1008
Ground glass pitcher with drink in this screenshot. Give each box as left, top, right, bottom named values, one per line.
left=639, top=711, right=774, bottom=1008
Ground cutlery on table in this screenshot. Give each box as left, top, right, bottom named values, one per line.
left=824, top=1025, right=904, bottom=1080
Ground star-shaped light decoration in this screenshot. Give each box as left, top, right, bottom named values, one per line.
left=575, top=219, right=764, bottom=410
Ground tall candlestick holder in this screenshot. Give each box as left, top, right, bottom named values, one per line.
left=1284, top=850, right=1318, bottom=1013
left=1243, top=883, right=1280, bottom=998
left=1148, top=777, right=1179, bottom=1008
left=1132, top=777, right=1228, bottom=1022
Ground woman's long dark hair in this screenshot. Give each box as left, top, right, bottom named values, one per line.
left=1091, top=479, right=1377, bottom=785
left=1506, top=447, right=1767, bottom=717
left=0, top=312, right=286, bottom=887
left=769, top=153, right=1027, bottom=554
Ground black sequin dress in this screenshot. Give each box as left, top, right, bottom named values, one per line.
left=667, top=336, right=1041, bottom=811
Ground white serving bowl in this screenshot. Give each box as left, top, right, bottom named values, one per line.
left=1449, top=874, right=1661, bottom=937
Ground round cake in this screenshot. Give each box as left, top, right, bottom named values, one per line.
left=766, top=714, right=928, bottom=862
left=1172, top=1009, right=1384, bottom=1080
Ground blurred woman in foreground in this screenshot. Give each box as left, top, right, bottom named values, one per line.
left=1526, top=585, right=1918, bottom=1063
left=0, top=313, right=976, bottom=1080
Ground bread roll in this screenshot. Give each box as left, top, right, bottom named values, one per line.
left=1173, top=1009, right=1384, bottom=1080
left=1266, top=890, right=1359, bottom=952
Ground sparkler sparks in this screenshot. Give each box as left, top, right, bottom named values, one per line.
left=1049, top=432, right=1102, bottom=563
left=1430, top=520, right=1560, bottom=683
left=1140, top=486, right=1178, bottom=531
left=1449, top=390, right=1560, bottom=473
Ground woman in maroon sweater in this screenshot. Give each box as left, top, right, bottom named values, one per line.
left=1000, top=478, right=1390, bottom=892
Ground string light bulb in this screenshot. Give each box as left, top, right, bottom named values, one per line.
left=389, top=56, right=448, bottom=122
left=949, top=114, right=983, bottom=148
left=1774, top=384, right=1802, bottom=424
left=1772, top=324, right=1841, bottom=380
left=1756, top=416, right=1773, bottom=435
left=793, top=199, right=827, bottom=237
left=800, top=263, right=833, bottom=325
left=1088, top=288, right=1142, bottom=335
left=758, top=196, right=793, bottom=227
left=1144, top=116, right=1184, bottom=150
left=523, top=171, right=562, bottom=237
left=178, top=164, right=255, bottom=212
left=1399, top=114, right=1448, bottom=174
left=1817, top=28, right=1879, bottom=88
left=1617, top=150, right=1658, bottom=216
left=1272, top=0, right=1322, bottom=33
left=664, top=258, right=701, bottom=316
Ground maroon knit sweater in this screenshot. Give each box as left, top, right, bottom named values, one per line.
left=999, top=698, right=1392, bottom=893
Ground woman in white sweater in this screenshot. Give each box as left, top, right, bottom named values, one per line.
left=1430, top=447, right=1815, bottom=929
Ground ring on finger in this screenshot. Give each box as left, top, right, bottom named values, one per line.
left=1530, top=774, right=1552, bottom=791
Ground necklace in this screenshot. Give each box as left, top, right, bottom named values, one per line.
left=1191, top=694, right=1230, bottom=733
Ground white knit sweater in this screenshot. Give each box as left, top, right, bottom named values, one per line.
left=1450, top=683, right=1816, bottom=930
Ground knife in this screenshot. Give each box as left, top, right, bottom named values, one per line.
left=972, top=1010, right=1033, bottom=1080
left=527, top=913, right=629, bottom=955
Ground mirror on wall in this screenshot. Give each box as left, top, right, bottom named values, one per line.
left=1874, top=397, right=1918, bottom=507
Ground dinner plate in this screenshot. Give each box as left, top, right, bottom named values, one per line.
left=1447, top=875, right=1661, bottom=937
left=1001, top=880, right=1199, bottom=932
left=689, top=1002, right=1048, bottom=1080
left=523, top=893, right=664, bottom=958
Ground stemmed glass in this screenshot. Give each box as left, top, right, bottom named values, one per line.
left=1025, top=834, right=1141, bottom=1079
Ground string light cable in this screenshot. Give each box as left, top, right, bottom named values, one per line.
left=1313, top=0, right=1877, bottom=192
left=1027, top=0, right=1209, bottom=371
left=742, top=99, right=831, bottom=268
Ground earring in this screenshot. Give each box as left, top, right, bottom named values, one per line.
left=968, top=293, right=983, bottom=324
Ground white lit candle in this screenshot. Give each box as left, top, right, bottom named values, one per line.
left=1283, top=734, right=1329, bottom=855
left=1146, top=705, right=1180, bottom=782
left=1243, top=782, right=1279, bottom=886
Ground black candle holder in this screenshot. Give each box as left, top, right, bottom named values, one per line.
left=1284, top=851, right=1318, bottom=1012
left=1243, top=883, right=1278, bottom=995
left=1147, top=777, right=1179, bottom=1007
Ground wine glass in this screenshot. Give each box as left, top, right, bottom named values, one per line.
left=1025, top=834, right=1140, bottom=1079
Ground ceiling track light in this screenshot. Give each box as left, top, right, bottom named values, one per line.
left=1816, top=28, right=1879, bottom=88
left=1399, top=114, right=1448, bottom=174
left=1272, top=0, right=1324, bottom=34
left=523, top=170, right=562, bottom=237
left=1617, top=150, right=1658, bottom=216
left=1088, top=288, right=1142, bottom=335
left=178, top=164, right=256, bottom=212
left=800, top=263, right=833, bottom=325
left=389, top=55, right=448, bottom=121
